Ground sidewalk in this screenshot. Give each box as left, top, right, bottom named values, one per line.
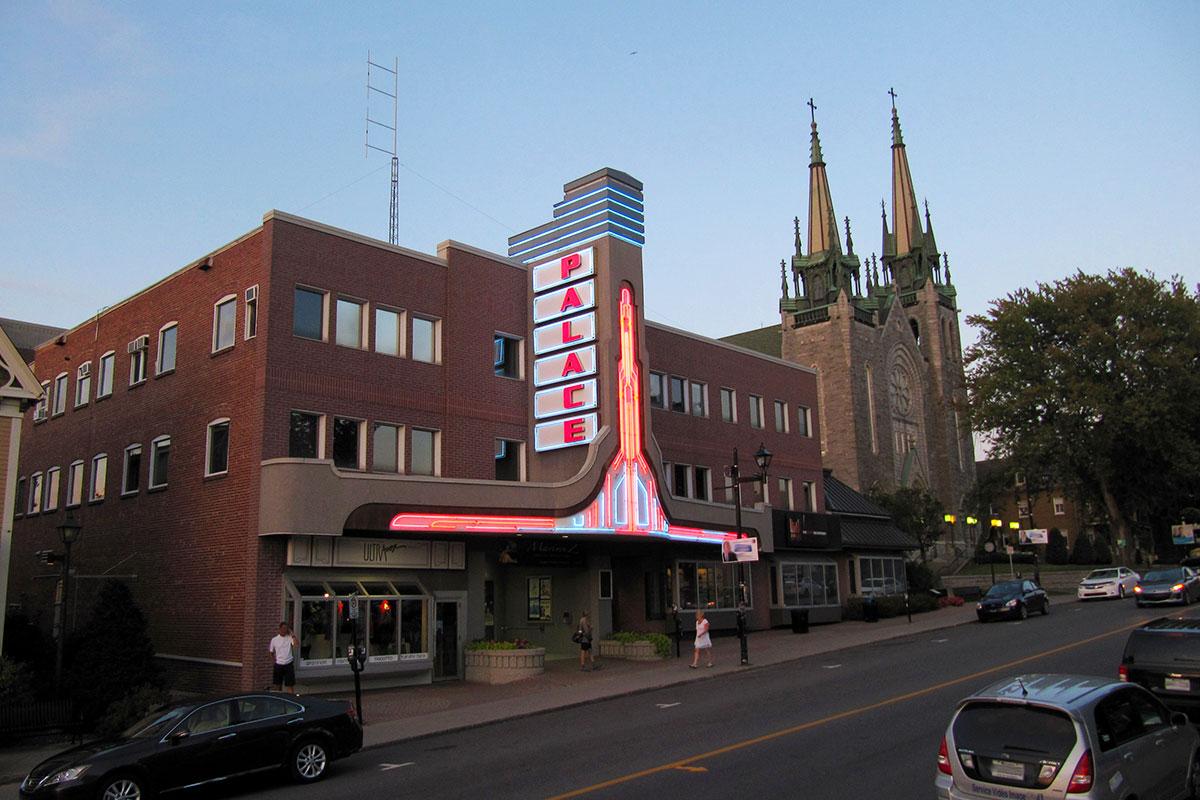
left=0, top=603, right=986, bottom=785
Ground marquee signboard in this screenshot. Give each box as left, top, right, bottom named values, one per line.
left=533, top=311, right=596, bottom=355
left=534, top=378, right=598, bottom=419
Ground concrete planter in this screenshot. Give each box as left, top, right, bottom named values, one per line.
left=597, top=640, right=664, bottom=661
left=464, top=647, right=545, bottom=684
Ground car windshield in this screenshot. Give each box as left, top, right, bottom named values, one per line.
left=985, top=581, right=1022, bottom=599
left=1143, top=569, right=1183, bottom=583
left=1086, top=570, right=1119, bottom=581
left=122, top=704, right=192, bottom=738
left=953, top=702, right=1077, bottom=762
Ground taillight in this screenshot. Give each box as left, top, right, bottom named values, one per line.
left=1133, top=585, right=1143, bottom=593
left=1118, top=663, right=1129, bottom=682
left=938, top=737, right=953, bottom=775
left=1067, top=750, right=1093, bottom=793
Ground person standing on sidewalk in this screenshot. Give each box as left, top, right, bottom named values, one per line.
left=576, top=612, right=595, bottom=671
left=269, top=622, right=299, bottom=693
left=690, top=609, right=713, bottom=668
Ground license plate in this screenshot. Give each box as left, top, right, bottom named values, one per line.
left=1166, top=677, right=1191, bottom=692
left=990, top=759, right=1025, bottom=781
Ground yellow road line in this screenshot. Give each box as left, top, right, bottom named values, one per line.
left=547, top=617, right=1150, bottom=799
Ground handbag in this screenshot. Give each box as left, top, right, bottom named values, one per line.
left=571, top=629, right=584, bottom=644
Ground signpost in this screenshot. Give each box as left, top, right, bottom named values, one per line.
left=347, top=596, right=365, bottom=723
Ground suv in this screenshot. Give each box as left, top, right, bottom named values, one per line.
left=1121, top=617, right=1200, bottom=720
left=936, top=674, right=1199, bottom=799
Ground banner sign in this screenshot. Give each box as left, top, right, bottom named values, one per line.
left=1019, top=528, right=1049, bottom=545
left=721, top=538, right=760, bottom=563
left=1173, top=524, right=1197, bottom=545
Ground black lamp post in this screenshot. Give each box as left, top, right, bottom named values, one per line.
left=727, top=444, right=772, bottom=666
left=54, top=512, right=82, bottom=692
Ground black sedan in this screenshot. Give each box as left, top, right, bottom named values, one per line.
left=976, top=579, right=1050, bottom=622
left=1134, top=566, right=1200, bottom=606
left=19, top=693, right=362, bottom=799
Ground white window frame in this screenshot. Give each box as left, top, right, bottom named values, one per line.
left=293, top=285, right=329, bottom=342
left=89, top=454, right=107, bottom=502
left=749, top=394, right=764, bottom=429
left=129, top=337, right=148, bottom=386
left=157, top=322, right=178, bottom=375
left=649, top=372, right=666, bottom=409
left=212, top=294, right=237, bottom=353
left=206, top=418, right=231, bottom=477
left=52, top=372, right=68, bottom=416
left=28, top=472, right=43, bottom=514
left=692, top=465, right=712, bottom=502
left=75, top=362, right=91, bottom=408
left=494, top=438, right=526, bottom=481
left=719, top=387, right=736, bottom=423
left=244, top=284, right=259, bottom=340
left=775, top=560, right=841, bottom=608
left=797, top=405, right=812, bottom=437
left=371, top=421, right=404, bottom=474
left=374, top=306, right=405, bottom=357
left=671, top=463, right=692, bottom=498
left=598, top=569, right=614, bottom=601
left=44, top=467, right=61, bottom=511
left=774, top=400, right=789, bottom=433
left=668, top=375, right=687, bottom=414
left=803, top=481, right=817, bottom=512
left=97, top=351, right=115, bottom=398
left=778, top=477, right=794, bottom=511
left=66, top=460, right=85, bottom=508
left=289, top=410, right=326, bottom=460
left=34, top=381, right=50, bottom=421
left=1054, top=497, right=1066, bottom=516
left=122, top=444, right=143, bottom=496
left=331, top=416, right=366, bottom=471
left=410, top=427, right=441, bottom=476
left=14, top=477, right=25, bottom=518
left=335, top=296, right=368, bottom=350
left=149, top=435, right=171, bottom=489
left=411, top=315, right=442, bottom=364
left=689, top=381, right=708, bottom=417
left=1015, top=472, right=1027, bottom=487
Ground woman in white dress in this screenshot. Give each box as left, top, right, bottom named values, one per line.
left=690, top=609, right=713, bottom=668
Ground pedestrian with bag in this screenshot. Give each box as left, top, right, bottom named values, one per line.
left=574, top=611, right=595, bottom=671
left=690, top=609, right=713, bottom=668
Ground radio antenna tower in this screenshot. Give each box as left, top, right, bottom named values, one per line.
left=366, top=53, right=399, bottom=244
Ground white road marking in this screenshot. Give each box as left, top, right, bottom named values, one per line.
left=380, top=762, right=415, bottom=771
left=822, top=664, right=842, bottom=669
left=932, top=638, right=949, bottom=643
left=656, top=702, right=682, bottom=709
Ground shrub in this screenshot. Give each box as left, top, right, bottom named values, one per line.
left=466, top=638, right=532, bottom=651
left=1093, top=536, right=1113, bottom=565
left=611, top=631, right=672, bottom=658
left=1070, top=534, right=1096, bottom=565
left=1046, top=529, right=1070, bottom=565
left=0, top=656, right=35, bottom=704
left=905, top=561, right=942, bottom=593
left=94, top=684, right=170, bottom=739
left=937, top=595, right=966, bottom=608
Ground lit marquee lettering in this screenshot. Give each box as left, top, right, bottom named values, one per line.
left=533, top=280, right=595, bottom=324
left=533, top=345, right=596, bottom=388
left=534, top=378, right=598, bottom=419
left=531, top=247, right=594, bottom=292
left=533, top=311, right=596, bottom=355
left=534, top=412, right=599, bottom=452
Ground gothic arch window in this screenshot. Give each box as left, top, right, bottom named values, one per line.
left=909, top=318, right=920, bottom=345
left=888, top=347, right=925, bottom=485
left=865, top=365, right=878, bottom=454
left=941, top=318, right=950, bottom=357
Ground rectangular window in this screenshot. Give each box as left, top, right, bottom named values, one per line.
left=213, top=296, right=236, bottom=352
left=527, top=577, right=552, bottom=622
left=669, top=376, right=686, bottom=413
left=52, top=373, right=68, bottom=415
left=778, top=562, right=840, bottom=607
left=412, top=317, right=440, bottom=364
left=89, top=455, right=107, bottom=502
left=676, top=561, right=749, bottom=611
left=372, top=423, right=401, bottom=473
left=288, top=412, right=324, bottom=459
left=157, top=324, right=178, bottom=374
left=75, top=363, right=91, bottom=407
left=803, top=481, right=817, bottom=512
left=693, top=466, right=711, bottom=502
left=44, top=467, right=61, bottom=511
left=293, top=287, right=327, bottom=341
left=97, top=352, right=115, bottom=398
left=129, top=347, right=147, bottom=385
left=690, top=382, right=708, bottom=417
left=67, top=461, right=84, bottom=508
left=1014, top=472, right=1026, bottom=487
left=34, top=381, right=49, bottom=421
left=858, top=556, right=907, bottom=596
left=774, top=400, right=789, bottom=433
left=493, top=334, right=523, bottom=378
left=778, top=477, right=794, bottom=510
left=149, top=436, right=170, bottom=489
left=410, top=428, right=439, bottom=476
left=1054, top=497, right=1066, bottom=516
left=495, top=439, right=523, bottom=481
left=28, top=472, right=43, bottom=514
left=245, top=285, right=258, bottom=339
left=122, top=445, right=142, bottom=495
left=335, top=298, right=365, bottom=348
left=797, top=405, right=811, bottom=437
left=720, top=387, right=736, bottom=423
left=672, top=463, right=690, bottom=498
left=332, top=417, right=363, bottom=470
left=15, top=477, right=26, bottom=517
left=749, top=395, right=764, bottom=429
left=649, top=372, right=665, bottom=409
left=599, top=570, right=613, bottom=601
left=375, top=307, right=402, bottom=356
left=206, top=420, right=230, bottom=476
left=1018, top=501, right=1030, bottom=517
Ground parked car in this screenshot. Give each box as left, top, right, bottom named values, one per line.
left=1134, top=566, right=1200, bottom=607
left=1121, top=616, right=1200, bottom=720
left=976, top=579, right=1049, bottom=622
left=19, top=693, right=362, bottom=799
left=935, top=673, right=1200, bottom=799
left=1077, top=567, right=1140, bottom=600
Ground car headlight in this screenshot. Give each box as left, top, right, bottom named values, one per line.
left=44, top=765, right=90, bottom=785
left=1005, top=598, right=1018, bottom=608
left=976, top=603, right=983, bottom=610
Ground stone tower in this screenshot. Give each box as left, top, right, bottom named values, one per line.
left=735, top=98, right=975, bottom=516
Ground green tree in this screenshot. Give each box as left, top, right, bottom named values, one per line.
left=1093, top=535, right=1114, bottom=565
left=868, top=486, right=945, bottom=563
left=1046, top=528, right=1070, bottom=565
left=1070, top=534, right=1097, bottom=565
left=967, top=270, right=1200, bottom=563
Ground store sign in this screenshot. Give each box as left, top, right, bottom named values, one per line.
left=1020, top=528, right=1049, bottom=545
left=287, top=536, right=465, bottom=570
left=531, top=247, right=599, bottom=452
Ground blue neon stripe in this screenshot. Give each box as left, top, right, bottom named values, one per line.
left=508, top=203, right=644, bottom=248
left=518, top=229, right=643, bottom=264
left=555, top=190, right=645, bottom=220
left=510, top=218, right=645, bottom=258
left=553, top=184, right=644, bottom=211
left=551, top=195, right=644, bottom=226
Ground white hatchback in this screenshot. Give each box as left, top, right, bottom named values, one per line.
left=1078, top=567, right=1140, bottom=600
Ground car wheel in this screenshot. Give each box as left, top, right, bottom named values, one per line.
left=1042, top=598, right=1050, bottom=616
left=1018, top=604, right=1028, bottom=621
left=1119, top=584, right=1126, bottom=599
left=98, top=773, right=149, bottom=800
left=290, top=738, right=330, bottom=783
left=977, top=614, right=987, bottom=624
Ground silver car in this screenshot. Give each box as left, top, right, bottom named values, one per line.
left=1077, top=567, right=1141, bottom=600
left=936, top=674, right=1200, bottom=799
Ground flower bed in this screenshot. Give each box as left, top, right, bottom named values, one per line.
left=464, top=641, right=544, bottom=684
left=597, top=632, right=670, bottom=660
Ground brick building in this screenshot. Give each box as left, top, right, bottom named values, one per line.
left=974, top=458, right=1102, bottom=552
left=8, top=168, right=915, bottom=692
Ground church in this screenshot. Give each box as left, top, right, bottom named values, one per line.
left=724, top=96, right=976, bottom=529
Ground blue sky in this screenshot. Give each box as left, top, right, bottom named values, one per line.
left=1, top=1, right=1197, bottom=345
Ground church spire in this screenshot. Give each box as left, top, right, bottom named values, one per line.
left=806, top=98, right=842, bottom=256
left=889, top=89, right=923, bottom=257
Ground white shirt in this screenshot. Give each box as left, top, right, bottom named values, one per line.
left=269, top=634, right=296, bottom=665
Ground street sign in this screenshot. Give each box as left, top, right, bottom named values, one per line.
left=721, top=538, right=759, bottom=563
left=1020, top=528, right=1049, bottom=545
left=983, top=542, right=996, bottom=553
left=1005, top=545, right=1015, bottom=555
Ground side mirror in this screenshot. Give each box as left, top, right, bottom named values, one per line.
left=168, top=730, right=189, bottom=745
left=1172, top=712, right=1190, bottom=727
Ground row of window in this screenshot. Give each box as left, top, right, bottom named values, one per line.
left=1016, top=498, right=1068, bottom=517
left=664, top=462, right=817, bottom=512
left=648, top=372, right=812, bottom=435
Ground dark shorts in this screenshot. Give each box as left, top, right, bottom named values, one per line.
left=580, top=641, right=592, bottom=652
left=273, top=661, right=295, bottom=687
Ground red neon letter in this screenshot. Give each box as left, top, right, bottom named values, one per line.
left=559, top=286, right=583, bottom=313
left=560, top=253, right=582, bottom=280
left=563, top=418, right=587, bottom=443
left=561, top=319, right=582, bottom=344
left=563, top=383, right=585, bottom=409
left=560, top=351, right=585, bottom=377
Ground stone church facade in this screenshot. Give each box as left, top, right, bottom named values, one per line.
left=724, top=100, right=975, bottom=519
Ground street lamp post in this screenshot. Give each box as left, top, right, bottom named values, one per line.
left=54, top=513, right=82, bottom=693
left=726, top=444, right=772, bottom=667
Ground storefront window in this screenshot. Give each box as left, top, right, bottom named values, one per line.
left=400, top=598, right=428, bottom=656
left=677, top=561, right=748, bottom=610
left=778, top=562, right=839, bottom=607
left=300, top=599, right=334, bottom=665
left=858, top=556, right=907, bottom=596
left=527, top=577, right=552, bottom=621
left=369, top=599, right=398, bottom=662
left=289, top=579, right=431, bottom=665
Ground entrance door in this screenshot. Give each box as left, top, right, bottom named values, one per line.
left=434, top=599, right=461, bottom=679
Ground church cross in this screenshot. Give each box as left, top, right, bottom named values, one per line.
left=888, top=87, right=898, bottom=109
left=807, top=97, right=817, bottom=124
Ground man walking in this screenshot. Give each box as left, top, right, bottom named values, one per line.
left=269, top=621, right=299, bottom=694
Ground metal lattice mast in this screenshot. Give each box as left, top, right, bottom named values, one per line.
left=366, top=53, right=399, bottom=244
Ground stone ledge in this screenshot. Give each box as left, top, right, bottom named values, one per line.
left=464, top=648, right=546, bottom=684
left=597, top=640, right=664, bottom=661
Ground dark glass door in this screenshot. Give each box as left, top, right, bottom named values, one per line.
left=434, top=600, right=460, bottom=679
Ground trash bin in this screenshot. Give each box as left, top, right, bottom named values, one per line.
left=863, top=594, right=880, bottom=623
left=790, top=609, right=809, bottom=634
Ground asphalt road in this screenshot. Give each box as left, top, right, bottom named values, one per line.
left=172, top=599, right=1190, bottom=800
